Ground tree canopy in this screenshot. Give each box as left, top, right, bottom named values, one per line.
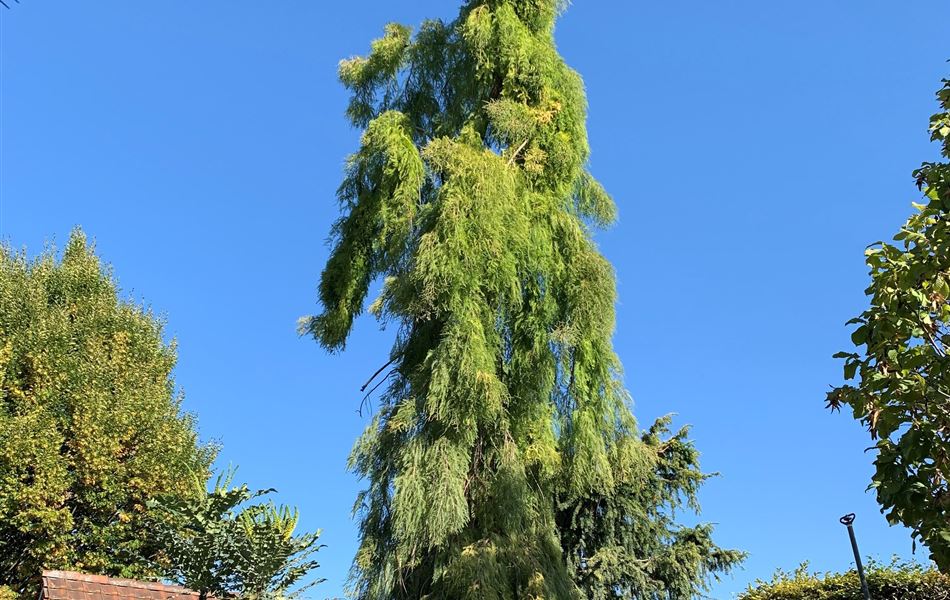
left=305, top=1, right=742, bottom=597
left=0, top=230, right=324, bottom=598
left=0, top=229, right=215, bottom=595
left=828, top=77, right=950, bottom=569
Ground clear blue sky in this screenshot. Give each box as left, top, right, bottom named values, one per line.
left=2, top=1, right=948, bottom=597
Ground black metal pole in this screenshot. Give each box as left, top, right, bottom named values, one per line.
left=840, top=513, right=871, bottom=600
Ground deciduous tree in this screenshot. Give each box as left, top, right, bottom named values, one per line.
left=828, top=77, right=950, bottom=569
left=0, top=230, right=214, bottom=595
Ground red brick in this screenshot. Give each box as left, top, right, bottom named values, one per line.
left=40, top=571, right=210, bottom=600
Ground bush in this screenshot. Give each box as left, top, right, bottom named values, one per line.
left=739, top=559, right=950, bottom=600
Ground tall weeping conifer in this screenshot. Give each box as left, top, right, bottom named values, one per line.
left=306, top=2, right=743, bottom=598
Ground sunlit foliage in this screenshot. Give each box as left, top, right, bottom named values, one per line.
left=150, top=471, right=324, bottom=600
left=306, top=2, right=742, bottom=597
left=740, top=559, right=950, bottom=600
left=0, top=230, right=214, bottom=595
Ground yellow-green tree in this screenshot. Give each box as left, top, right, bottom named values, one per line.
left=0, top=230, right=214, bottom=595
left=306, top=1, right=742, bottom=597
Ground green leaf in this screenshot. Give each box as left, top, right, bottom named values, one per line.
left=844, top=360, right=859, bottom=380
left=851, top=325, right=868, bottom=346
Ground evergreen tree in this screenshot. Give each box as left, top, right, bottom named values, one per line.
left=305, top=2, right=742, bottom=597
left=0, top=230, right=214, bottom=595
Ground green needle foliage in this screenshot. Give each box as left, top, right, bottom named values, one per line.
left=556, top=416, right=745, bottom=600
left=828, top=77, right=950, bottom=570
left=305, top=1, right=742, bottom=598
left=150, top=471, right=324, bottom=600
left=0, top=229, right=214, bottom=596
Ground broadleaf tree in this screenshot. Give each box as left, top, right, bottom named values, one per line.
left=828, top=76, right=950, bottom=569
left=0, top=230, right=215, bottom=596
left=150, top=470, right=325, bottom=600
left=305, top=2, right=742, bottom=598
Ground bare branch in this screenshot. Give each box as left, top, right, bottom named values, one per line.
left=507, top=139, right=530, bottom=166
left=360, top=355, right=399, bottom=392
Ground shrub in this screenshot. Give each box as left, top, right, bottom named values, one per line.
left=740, top=559, right=950, bottom=600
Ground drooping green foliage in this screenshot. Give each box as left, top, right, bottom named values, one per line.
left=306, top=2, right=741, bottom=598
left=0, top=229, right=214, bottom=596
left=739, top=559, right=950, bottom=600
left=828, top=77, right=950, bottom=570
left=150, top=471, right=324, bottom=600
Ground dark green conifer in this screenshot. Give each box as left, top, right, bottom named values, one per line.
left=306, top=2, right=743, bottom=597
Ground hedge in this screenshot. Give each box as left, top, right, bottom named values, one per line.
left=739, top=560, right=950, bottom=600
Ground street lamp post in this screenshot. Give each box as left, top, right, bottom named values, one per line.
left=839, top=513, right=871, bottom=600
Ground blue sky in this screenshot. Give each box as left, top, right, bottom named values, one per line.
left=2, top=1, right=949, bottom=597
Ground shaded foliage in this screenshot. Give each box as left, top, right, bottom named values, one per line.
left=828, top=77, right=950, bottom=569
left=557, top=417, right=744, bottom=599
left=740, top=559, right=950, bottom=600
left=0, top=230, right=214, bottom=596
left=306, top=1, right=741, bottom=597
